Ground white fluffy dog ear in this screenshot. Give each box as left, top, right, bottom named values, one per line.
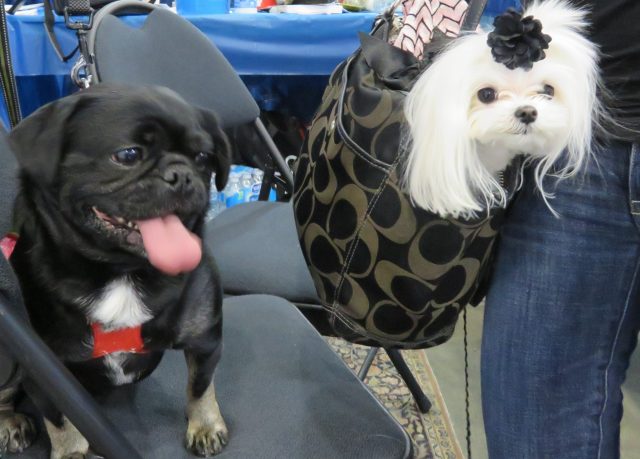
left=403, top=36, right=503, bottom=218
left=404, top=0, right=601, bottom=218
left=524, top=0, right=601, bottom=181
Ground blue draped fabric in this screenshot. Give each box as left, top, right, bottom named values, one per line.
left=2, top=10, right=377, bottom=126
left=0, top=0, right=518, bottom=127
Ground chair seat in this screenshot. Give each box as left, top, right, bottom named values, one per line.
left=13, top=295, right=411, bottom=459
left=204, top=202, right=319, bottom=304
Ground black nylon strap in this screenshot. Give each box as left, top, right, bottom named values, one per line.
left=463, top=306, right=472, bottom=459
left=66, top=0, right=93, bottom=15
left=0, top=0, right=22, bottom=127
left=461, top=0, right=488, bottom=32
left=7, top=0, right=25, bottom=15
left=44, top=0, right=78, bottom=62
left=44, top=0, right=93, bottom=63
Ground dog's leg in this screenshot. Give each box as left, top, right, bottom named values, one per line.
left=184, top=350, right=227, bottom=457
left=44, top=416, right=89, bottom=459
left=22, top=377, right=89, bottom=459
left=0, top=384, right=36, bottom=454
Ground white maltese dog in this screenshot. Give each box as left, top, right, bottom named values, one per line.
left=404, top=0, right=602, bottom=218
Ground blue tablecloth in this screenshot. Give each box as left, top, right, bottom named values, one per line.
left=5, top=10, right=378, bottom=125
left=8, top=10, right=378, bottom=76
left=3, top=1, right=517, bottom=126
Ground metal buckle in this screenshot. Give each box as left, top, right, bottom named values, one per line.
left=63, top=6, right=94, bottom=30
left=71, top=56, right=92, bottom=89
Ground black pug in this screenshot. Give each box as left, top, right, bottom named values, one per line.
left=2, top=84, right=231, bottom=458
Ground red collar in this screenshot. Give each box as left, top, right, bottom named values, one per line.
left=1, top=233, right=18, bottom=260
left=91, top=323, right=147, bottom=358
left=3, top=233, right=146, bottom=359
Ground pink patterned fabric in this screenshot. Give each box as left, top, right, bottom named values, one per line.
left=393, top=0, right=469, bottom=60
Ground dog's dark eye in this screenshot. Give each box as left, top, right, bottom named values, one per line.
left=112, top=147, right=142, bottom=166
left=541, top=84, right=555, bottom=97
left=195, top=152, right=209, bottom=166
left=477, top=87, right=497, bottom=104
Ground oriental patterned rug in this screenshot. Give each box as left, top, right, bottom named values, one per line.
left=327, top=337, right=463, bottom=459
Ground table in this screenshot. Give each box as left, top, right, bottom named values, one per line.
left=4, top=9, right=379, bottom=126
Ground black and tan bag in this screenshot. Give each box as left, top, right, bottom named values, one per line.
left=293, top=1, right=522, bottom=349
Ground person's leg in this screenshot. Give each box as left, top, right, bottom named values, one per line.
left=482, top=141, right=640, bottom=459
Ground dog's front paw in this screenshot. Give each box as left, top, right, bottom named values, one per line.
left=0, top=412, right=36, bottom=454
left=44, top=417, right=89, bottom=459
left=185, top=419, right=228, bottom=457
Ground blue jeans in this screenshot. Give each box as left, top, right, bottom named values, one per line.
left=482, top=141, right=640, bottom=459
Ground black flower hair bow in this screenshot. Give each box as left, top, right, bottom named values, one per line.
left=487, top=8, right=552, bottom=71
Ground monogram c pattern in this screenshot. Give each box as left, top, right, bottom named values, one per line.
left=293, top=13, right=518, bottom=349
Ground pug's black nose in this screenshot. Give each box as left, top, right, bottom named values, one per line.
left=515, top=106, right=538, bottom=124
left=163, top=166, right=194, bottom=191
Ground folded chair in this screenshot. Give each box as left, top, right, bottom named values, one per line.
left=0, top=125, right=411, bottom=457
left=79, top=0, right=433, bottom=414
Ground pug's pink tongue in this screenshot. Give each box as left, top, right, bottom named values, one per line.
left=136, top=215, right=202, bottom=276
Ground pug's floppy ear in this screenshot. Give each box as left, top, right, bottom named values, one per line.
left=199, top=108, right=232, bottom=192
left=8, top=94, right=84, bottom=186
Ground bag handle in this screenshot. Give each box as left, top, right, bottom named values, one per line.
left=461, top=0, right=488, bottom=31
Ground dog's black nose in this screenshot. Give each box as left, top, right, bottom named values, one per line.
left=163, top=166, right=194, bottom=191
left=515, top=106, right=538, bottom=124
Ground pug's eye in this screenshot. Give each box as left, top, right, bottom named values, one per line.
left=477, top=87, right=497, bottom=104
left=541, top=84, right=555, bottom=97
left=195, top=151, right=209, bottom=166
left=112, top=147, right=142, bottom=166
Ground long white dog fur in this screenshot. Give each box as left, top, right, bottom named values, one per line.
left=403, top=0, right=602, bottom=218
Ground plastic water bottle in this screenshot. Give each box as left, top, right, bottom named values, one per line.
left=250, top=169, right=277, bottom=201
left=205, top=190, right=218, bottom=222
left=216, top=166, right=278, bottom=210
left=240, top=172, right=254, bottom=203
left=224, top=175, right=243, bottom=208
left=205, top=173, right=222, bottom=221
left=250, top=169, right=264, bottom=202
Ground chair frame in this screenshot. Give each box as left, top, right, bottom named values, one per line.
left=359, top=347, right=432, bottom=413
left=0, top=294, right=141, bottom=459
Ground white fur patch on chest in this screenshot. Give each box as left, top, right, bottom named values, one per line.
left=103, top=352, right=136, bottom=385
left=83, top=277, right=152, bottom=330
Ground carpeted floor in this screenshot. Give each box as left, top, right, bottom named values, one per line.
left=326, top=337, right=462, bottom=459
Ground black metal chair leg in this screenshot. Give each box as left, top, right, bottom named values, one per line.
left=385, top=348, right=432, bottom=414
left=254, top=118, right=294, bottom=196
left=0, top=295, right=141, bottom=459
left=358, top=347, right=379, bottom=380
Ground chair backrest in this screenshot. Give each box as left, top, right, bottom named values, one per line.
left=87, top=2, right=260, bottom=128
left=0, top=125, right=24, bottom=387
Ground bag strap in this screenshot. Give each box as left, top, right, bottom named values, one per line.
left=44, top=0, right=94, bottom=62
left=461, top=0, right=488, bottom=32
left=0, top=0, right=21, bottom=127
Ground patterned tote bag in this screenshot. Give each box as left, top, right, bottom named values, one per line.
left=293, top=0, right=523, bottom=349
